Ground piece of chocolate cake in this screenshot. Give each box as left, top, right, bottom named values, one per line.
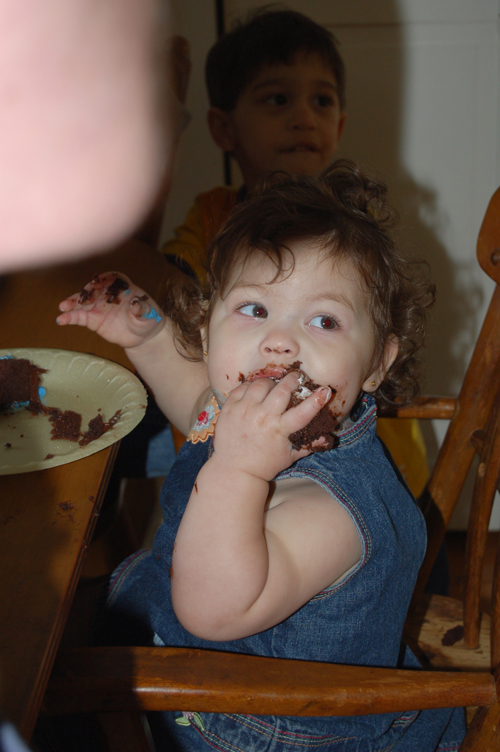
left=0, top=357, right=46, bottom=414
left=79, top=409, right=122, bottom=446
left=1, top=356, right=122, bottom=455
left=238, top=362, right=340, bottom=452
left=48, top=409, right=82, bottom=442
left=284, top=369, right=339, bottom=452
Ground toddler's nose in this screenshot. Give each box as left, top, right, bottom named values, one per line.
left=261, top=330, right=299, bottom=358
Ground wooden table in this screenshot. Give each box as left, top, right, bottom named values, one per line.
left=0, top=240, right=169, bottom=740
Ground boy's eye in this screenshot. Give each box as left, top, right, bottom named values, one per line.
left=314, top=94, right=335, bottom=108
left=309, top=314, right=338, bottom=330
left=265, top=93, right=288, bottom=106
left=238, top=303, right=268, bottom=319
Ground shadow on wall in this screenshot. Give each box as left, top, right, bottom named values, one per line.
left=334, top=0, right=482, bottom=404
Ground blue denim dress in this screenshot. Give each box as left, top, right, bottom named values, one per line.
left=97, top=394, right=465, bottom=751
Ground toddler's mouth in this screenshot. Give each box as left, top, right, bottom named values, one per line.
left=238, top=362, right=340, bottom=452
left=239, top=360, right=303, bottom=385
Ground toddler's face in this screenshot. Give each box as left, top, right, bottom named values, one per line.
left=204, top=242, right=397, bottom=424
left=215, top=53, right=345, bottom=191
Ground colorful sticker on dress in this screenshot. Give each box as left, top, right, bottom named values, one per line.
left=187, top=397, right=219, bottom=444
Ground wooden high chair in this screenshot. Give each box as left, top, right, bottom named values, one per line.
left=41, top=188, right=500, bottom=751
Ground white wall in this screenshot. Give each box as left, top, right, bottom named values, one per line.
left=160, top=0, right=223, bottom=245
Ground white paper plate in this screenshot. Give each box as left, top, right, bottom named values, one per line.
left=0, top=348, right=147, bottom=474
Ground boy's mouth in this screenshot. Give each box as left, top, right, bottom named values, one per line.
left=282, top=142, right=319, bottom=154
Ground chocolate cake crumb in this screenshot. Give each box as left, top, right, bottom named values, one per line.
left=105, top=276, right=129, bottom=303
left=79, top=409, right=122, bottom=446
left=49, top=409, right=82, bottom=441
left=78, top=287, right=94, bottom=305
left=45, top=454, right=54, bottom=459
left=5, top=443, right=11, bottom=448
left=58, top=501, right=74, bottom=511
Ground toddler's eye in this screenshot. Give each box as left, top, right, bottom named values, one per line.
left=309, top=314, right=338, bottom=330
left=238, top=303, right=268, bottom=319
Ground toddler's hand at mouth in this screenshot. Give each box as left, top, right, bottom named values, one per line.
left=239, top=361, right=340, bottom=452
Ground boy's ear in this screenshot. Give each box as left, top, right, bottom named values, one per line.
left=362, top=336, right=399, bottom=393
left=207, top=107, right=236, bottom=152
left=337, top=112, right=347, bottom=141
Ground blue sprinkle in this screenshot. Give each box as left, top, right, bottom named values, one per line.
left=124, top=289, right=131, bottom=294
left=38, top=387, right=46, bottom=400
left=142, top=307, right=162, bottom=323
left=0, top=355, right=14, bottom=360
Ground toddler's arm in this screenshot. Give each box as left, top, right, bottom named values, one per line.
left=57, top=272, right=208, bottom=434
left=171, top=373, right=361, bottom=641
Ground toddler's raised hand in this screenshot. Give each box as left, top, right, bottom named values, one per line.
left=213, top=372, right=332, bottom=481
left=57, top=272, right=164, bottom=350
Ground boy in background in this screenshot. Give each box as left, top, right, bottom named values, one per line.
left=162, top=9, right=345, bottom=282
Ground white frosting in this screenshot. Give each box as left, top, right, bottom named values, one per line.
left=273, top=370, right=312, bottom=400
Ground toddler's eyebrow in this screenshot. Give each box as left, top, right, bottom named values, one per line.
left=305, top=291, right=355, bottom=312
left=228, top=281, right=267, bottom=295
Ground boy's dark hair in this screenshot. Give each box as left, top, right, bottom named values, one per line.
left=164, top=160, right=435, bottom=408
left=205, top=8, right=346, bottom=112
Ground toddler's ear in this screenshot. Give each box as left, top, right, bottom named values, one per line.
left=363, top=336, right=399, bottom=393
left=207, top=107, right=236, bottom=152
left=199, top=300, right=209, bottom=362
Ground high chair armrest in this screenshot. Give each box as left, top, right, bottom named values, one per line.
left=41, top=646, right=495, bottom=717
left=378, top=396, right=456, bottom=420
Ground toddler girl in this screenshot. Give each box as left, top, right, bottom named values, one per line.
left=58, top=161, right=465, bottom=751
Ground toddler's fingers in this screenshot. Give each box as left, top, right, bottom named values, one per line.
left=56, top=308, right=93, bottom=327
left=262, top=371, right=301, bottom=412
left=280, top=386, right=332, bottom=436
left=58, top=295, right=80, bottom=312
left=225, top=377, right=275, bottom=405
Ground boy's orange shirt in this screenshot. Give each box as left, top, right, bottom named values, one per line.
left=161, top=186, right=429, bottom=498
left=162, top=186, right=238, bottom=284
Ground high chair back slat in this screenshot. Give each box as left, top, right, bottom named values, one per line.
left=464, top=390, right=500, bottom=654
left=411, top=188, right=500, bottom=608
left=41, top=187, right=500, bottom=751
left=492, top=535, right=500, bottom=668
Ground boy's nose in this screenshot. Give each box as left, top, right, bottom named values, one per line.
left=289, top=101, right=316, bottom=130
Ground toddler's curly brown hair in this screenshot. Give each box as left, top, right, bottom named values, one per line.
left=163, top=159, right=435, bottom=407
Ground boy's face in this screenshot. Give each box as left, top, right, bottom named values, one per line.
left=204, top=243, right=397, bottom=425
left=208, top=53, right=346, bottom=191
